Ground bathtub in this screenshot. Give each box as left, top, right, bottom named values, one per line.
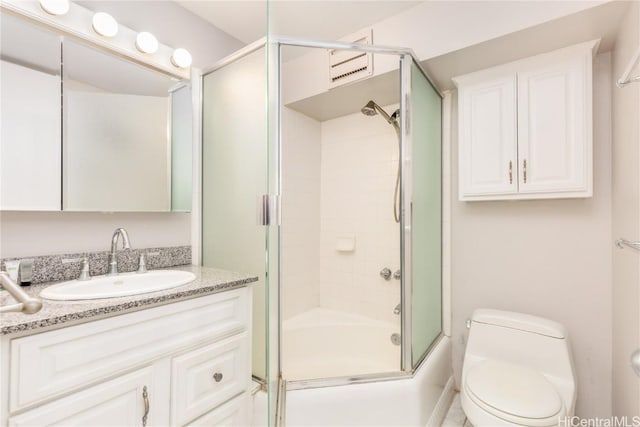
left=282, top=308, right=455, bottom=426
left=282, top=308, right=400, bottom=381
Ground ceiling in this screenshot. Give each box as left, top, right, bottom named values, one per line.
left=175, top=1, right=421, bottom=45
left=285, top=0, right=628, bottom=122
left=422, top=0, right=628, bottom=91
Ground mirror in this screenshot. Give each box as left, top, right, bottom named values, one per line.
left=0, top=14, right=192, bottom=212
left=0, top=13, right=61, bottom=211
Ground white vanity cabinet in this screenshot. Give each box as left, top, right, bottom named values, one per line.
left=8, top=364, right=170, bottom=426
left=1, top=287, right=252, bottom=427
left=453, top=40, right=598, bottom=201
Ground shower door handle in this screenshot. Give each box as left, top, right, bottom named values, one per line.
left=256, top=195, right=280, bottom=226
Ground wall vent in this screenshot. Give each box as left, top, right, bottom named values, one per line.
left=328, top=29, right=373, bottom=89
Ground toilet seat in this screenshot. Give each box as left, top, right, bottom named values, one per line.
left=464, top=360, right=565, bottom=427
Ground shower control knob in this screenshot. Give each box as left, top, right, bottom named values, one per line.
left=379, top=268, right=392, bottom=280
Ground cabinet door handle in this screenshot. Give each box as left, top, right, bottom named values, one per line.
left=213, top=372, right=223, bottom=382
left=508, top=161, right=513, bottom=184
left=523, top=159, right=527, bottom=184
left=142, top=385, right=149, bottom=427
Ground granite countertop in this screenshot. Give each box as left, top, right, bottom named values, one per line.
left=0, top=265, right=258, bottom=335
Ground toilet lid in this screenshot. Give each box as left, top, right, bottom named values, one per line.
left=465, top=360, right=563, bottom=421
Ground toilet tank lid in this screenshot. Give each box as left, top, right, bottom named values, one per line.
left=471, top=309, right=567, bottom=339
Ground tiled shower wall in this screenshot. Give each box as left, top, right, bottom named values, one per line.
left=281, top=107, right=321, bottom=320
left=281, top=104, right=401, bottom=324
left=318, top=106, right=401, bottom=324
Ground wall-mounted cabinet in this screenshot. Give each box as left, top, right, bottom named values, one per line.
left=453, top=39, right=598, bottom=201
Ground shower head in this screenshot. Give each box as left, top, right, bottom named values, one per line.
left=361, top=100, right=398, bottom=128
left=361, top=100, right=378, bottom=116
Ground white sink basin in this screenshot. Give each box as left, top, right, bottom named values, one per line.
left=40, top=270, right=196, bottom=301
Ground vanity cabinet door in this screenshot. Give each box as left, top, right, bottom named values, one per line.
left=8, top=363, right=170, bottom=427
left=185, top=393, right=250, bottom=427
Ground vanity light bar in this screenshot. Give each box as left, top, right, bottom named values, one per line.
left=3, top=0, right=191, bottom=80
left=136, top=31, right=159, bottom=54
left=39, top=0, right=69, bottom=16
left=92, top=12, right=118, bottom=38
left=171, top=48, right=193, bottom=68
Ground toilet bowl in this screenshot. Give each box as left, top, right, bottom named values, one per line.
left=461, top=309, right=576, bottom=427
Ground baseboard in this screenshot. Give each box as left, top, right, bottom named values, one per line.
left=426, top=376, right=456, bottom=427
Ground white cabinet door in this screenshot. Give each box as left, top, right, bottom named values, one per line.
left=457, top=74, right=517, bottom=199
left=517, top=54, right=591, bottom=195
left=8, top=363, right=170, bottom=427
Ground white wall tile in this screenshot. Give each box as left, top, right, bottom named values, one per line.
left=318, top=104, right=401, bottom=323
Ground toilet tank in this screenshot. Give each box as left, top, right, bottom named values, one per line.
left=465, top=309, right=575, bottom=381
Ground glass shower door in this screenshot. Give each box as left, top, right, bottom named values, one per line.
left=402, top=56, right=443, bottom=368
left=201, top=45, right=270, bottom=383
left=202, top=41, right=281, bottom=426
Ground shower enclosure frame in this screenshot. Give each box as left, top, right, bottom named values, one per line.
left=199, top=35, right=444, bottom=393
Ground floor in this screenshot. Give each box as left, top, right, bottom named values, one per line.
left=442, top=393, right=472, bottom=427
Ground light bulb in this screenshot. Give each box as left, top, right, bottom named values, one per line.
left=92, top=12, right=118, bottom=38
left=135, top=32, right=159, bottom=54
left=171, top=48, right=192, bottom=68
left=39, top=0, right=69, bottom=15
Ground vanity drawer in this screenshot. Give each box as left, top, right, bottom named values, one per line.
left=171, top=332, right=250, bottom=426
left=185, top=392, right=250, bottom=427
left=10, top=287, right=249, bottom=412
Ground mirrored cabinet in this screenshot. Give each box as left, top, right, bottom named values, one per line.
left=0, top=12, right=192, bottom=212
left=0, top=13, right=61, bottom=211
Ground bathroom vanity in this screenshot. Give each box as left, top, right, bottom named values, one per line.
left=0, top=267, right=257, bottom=426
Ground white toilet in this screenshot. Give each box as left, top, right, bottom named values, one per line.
left=461, top=309, right=577, bottom=427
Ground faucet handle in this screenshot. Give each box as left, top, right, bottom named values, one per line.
left=62, top=257, right=91, bottom=281
left=137, top=253, right=147, bottom=274
left=78, top=257, right=91, bottom=281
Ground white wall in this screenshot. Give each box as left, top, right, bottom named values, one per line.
left=318, top=105, right=401, bottom=325
left=282, top=107, right=321, bottom=320
left=611, top=0, right=640, bottom=417
left=0, top=212, right=190, bottom=258
left=450, top=53, right=613, bottom=418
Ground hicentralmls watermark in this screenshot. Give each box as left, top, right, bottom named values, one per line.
left=559, top=417, right=640, bottom=427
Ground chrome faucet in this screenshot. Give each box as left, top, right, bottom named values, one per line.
left=108, top=228, right=131, bottom=275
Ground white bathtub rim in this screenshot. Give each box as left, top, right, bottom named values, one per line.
left=283, top=307, right=399, bottom=331
left=284, top=335, right=453, bottom=426
left=285, top=333, right=445, bottom=391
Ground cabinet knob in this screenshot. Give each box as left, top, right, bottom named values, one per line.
left=213, top=372, right=223, bottom=382
left=523, top=159, right=528, bottom=183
